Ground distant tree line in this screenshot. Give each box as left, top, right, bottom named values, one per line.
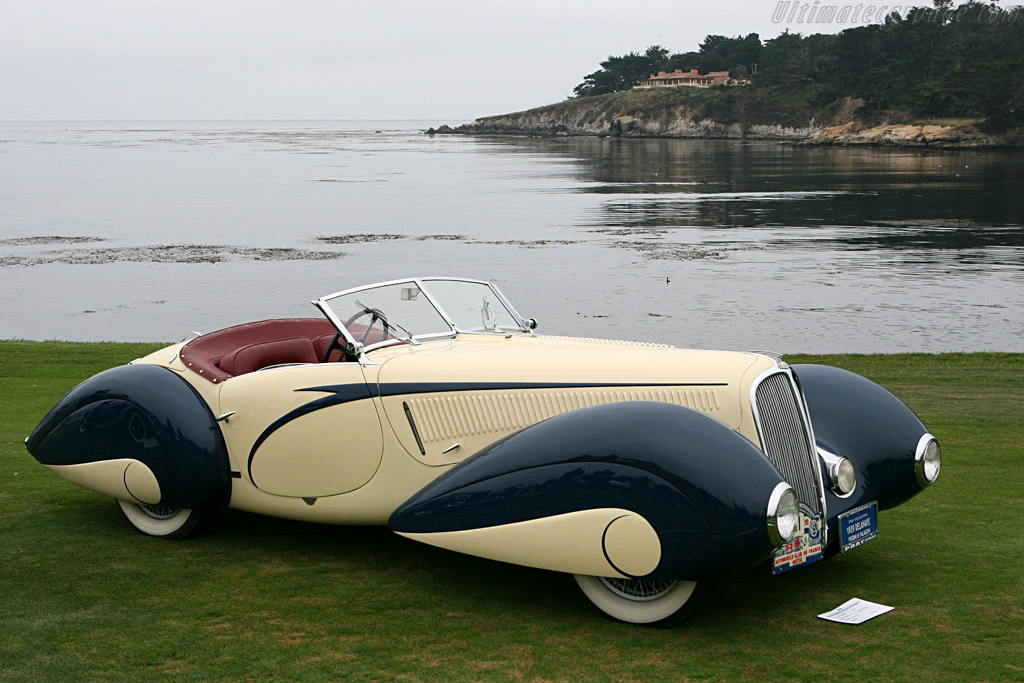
left=572, top=1, right=1023, bottom=130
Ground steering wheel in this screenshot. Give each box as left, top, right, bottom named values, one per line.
left=321, top=332, right=347, bottom=363
left=343, top=307, right=393, bottom=347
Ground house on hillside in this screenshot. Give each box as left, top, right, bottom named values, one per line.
left=635, top=69, right=750, bottom=88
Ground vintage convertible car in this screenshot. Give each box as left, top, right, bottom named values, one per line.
left=26, top=277, right=941, bottom=626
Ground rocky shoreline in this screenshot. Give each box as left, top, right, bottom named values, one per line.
left=430, top=93, right=1023, bottom=148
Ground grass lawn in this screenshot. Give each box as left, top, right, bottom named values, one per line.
left=1, top=342, right=1021, bottom=681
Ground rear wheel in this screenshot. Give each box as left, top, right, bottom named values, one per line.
left=574, top=575, right=705, bottom=627
left=116, top=499, right=212, bottom=540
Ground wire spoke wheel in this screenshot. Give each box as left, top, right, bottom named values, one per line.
left=574, top=574, right=706, bottom=627
left=599, top=577, right=678, bottom=601
left=138, top=503, right=180, bottom=520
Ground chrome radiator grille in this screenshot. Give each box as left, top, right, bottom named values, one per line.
left=753, top=372, right=823, bottom=516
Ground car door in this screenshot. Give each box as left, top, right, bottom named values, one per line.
left=216, top=363, right=384, bottom=498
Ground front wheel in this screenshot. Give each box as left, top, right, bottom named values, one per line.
left=116, top=499, right=212, bottom=540
left=573, top=575, right=706, bottom=627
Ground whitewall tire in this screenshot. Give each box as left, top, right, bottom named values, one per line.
left=574, top=574, right=705, bottom=627
left=116, top=499, right=205, bottom=540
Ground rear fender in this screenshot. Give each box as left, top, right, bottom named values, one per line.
left=25, top=364, right=230, bottom=509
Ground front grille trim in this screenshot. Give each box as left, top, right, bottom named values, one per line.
left=751, top=369, right=827, bottom=530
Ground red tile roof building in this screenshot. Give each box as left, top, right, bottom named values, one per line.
left=636, top=69, right=748, bottom=88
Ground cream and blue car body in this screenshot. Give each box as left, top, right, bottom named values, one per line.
left=26, top=277, right=942, bottom=626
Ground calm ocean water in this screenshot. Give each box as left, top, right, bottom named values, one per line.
left=1, top=120, right=1021, bottom=352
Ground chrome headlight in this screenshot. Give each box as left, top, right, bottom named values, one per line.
left=915, top=435, right=941, bottom=487
left=766, top=483, right=800, bottom=547
left=829, top=458, right=856, bottom=495
left=818, top=447, right=856, bottom=496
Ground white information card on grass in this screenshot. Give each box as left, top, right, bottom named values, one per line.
left=817, top=598, right=894, bottom=624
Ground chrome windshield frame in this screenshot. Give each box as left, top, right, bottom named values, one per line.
left=313, top=277, right=531, bottom=356
left=418, top=277, right=531, bottom=336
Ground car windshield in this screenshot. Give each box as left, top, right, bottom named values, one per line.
left=316, top=278, right=526, bottom=352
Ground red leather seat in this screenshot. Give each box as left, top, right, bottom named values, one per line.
left=314, top=334, right=348, bottom=362
left=217, top=337, right=319, bottom=376
left=179, top=318, right=336, bottom=382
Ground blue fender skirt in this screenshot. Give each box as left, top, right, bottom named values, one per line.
left=25, top=364, right=230, bottom=509
left=391, top=401, right=787, bottom=580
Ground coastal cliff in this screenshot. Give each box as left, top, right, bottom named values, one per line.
left=440, top=88, right=1022, bottom=148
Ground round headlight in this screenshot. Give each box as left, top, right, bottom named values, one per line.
left=818, top=448, right=856, bottom=497
left=829, top=457, right=856, bottom=496
left=767, top=483, right=800, bottom=547
left=916, top=435, right=941, bottom=487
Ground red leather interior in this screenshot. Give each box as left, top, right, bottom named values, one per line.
left=179, top=318, right=337, bottom=383
left=345, top=322, right=392, bottom=347
left=218, top=337, right=319, bottom=376
left=313, top=334, right=346, bottom=363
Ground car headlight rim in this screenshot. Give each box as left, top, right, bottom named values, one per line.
left=915, top=434, right=941, bottom=487
left=766, top=483, right=799, bottom=548
left=818, top=447, right=856, bottom=497
left=828, top=457, right=856, bottom=496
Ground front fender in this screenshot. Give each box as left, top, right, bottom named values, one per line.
left=793, top=364, right=931, bottom=513
left=25, top=363, right=230, bottom=509
left=390, top=401, right=787, bottom=580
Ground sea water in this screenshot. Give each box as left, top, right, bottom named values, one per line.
left=1, top=120, right=1021, bottom=351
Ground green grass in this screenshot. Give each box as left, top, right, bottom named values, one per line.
left=2, top=342, right=1021, bottom=681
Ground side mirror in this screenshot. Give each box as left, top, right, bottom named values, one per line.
left=526, top=318, right=538, bottom=330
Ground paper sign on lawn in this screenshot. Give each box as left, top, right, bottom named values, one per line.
left=817, top=598, right=894, bottom=624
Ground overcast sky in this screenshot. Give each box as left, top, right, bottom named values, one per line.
left=2, top=0, right=895, bottom=121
